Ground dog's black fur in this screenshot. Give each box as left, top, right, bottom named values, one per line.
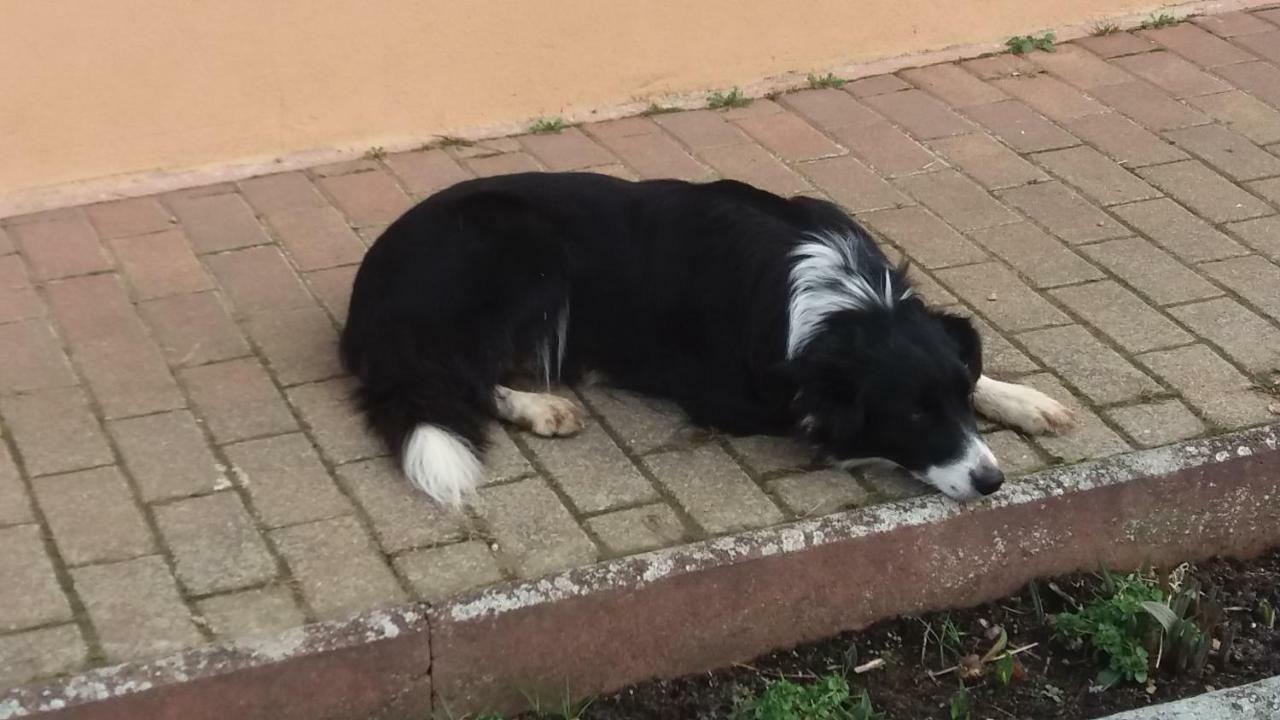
left=341, top=172, right=999, bottom=502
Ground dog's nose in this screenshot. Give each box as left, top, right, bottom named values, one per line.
left=970, top=465, right=1004, bottom=496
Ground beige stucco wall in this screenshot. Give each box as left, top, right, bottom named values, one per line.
left=0, top=0, right=1193, bottom=200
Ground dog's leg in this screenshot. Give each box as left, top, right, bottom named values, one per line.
left=974, top=376, right=1076, bottom=435
left=494, top=386, right=586, bottom=437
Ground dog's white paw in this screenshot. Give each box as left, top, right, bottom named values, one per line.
left=495, top=387, right=586, bottom=437
left=974, top=376, right=1077, bottom=436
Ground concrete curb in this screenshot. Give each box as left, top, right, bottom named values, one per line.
left=1099, top=676, right=1280, bottom=719
left=2, top=424, right=1277, bottom=718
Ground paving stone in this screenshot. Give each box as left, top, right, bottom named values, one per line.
left=899, top=263, right=958, bottom=306
left=967, top=222, right=1103, bottom=287
left=1227, top=215, right=1280, bottom=263
left=446, top=137, right=522, bottom=159
left=1018, top=374, right=1131, bottom=462
left=154, top=491, right=275, bottom=595
left=797, top=155, right=910, bottom=212
left=0, top=254, right=42, bottom=325
left=10, top=214, right=113, bottom=281
left=318, top=170, right=412, bottom=228
left=900, top=63, right=1007, bottom=107
left=478, top=476, right=597, bottom=579
left=463, top=152, right=543, bottom=177
left=1187, top=90, right=1280, bottom=146
left=34, top=466, right=154, bottom=566
left=1249, top=177, right=1280, bottom=205
left=395, top=541, right=505, bottom=602
left=893, top=169, right=1019, bottom=230
left=72, top=556, right=203, bottom=662
left=1139, top=23, right=1254, bottom=67
left=996, top=181, right=1128, bottom=244
left=243, top=306, right=343, bottom=386
left=696, top=143, right=811, bottom=196
left=1211, top=61, right=1280, bottom=113
left=1112, top=198, right=1249, bottom=262
left=962, top=100, right=1078, bottom=153
left=1169, top=297, right=1280, bottom=374
left=286, top=377, right=385, bottom=465
left=1018, top=325, right=1161, bottom=404
left=85, top=198, right=175, bottom=239
left=1, top=388, right=113, bottom=477
left=1088, top=81, right=1209, bottom=130
left=47, top=273, right=184, bottom=418
left=238, top=172, right=329, bottom=215
left=1113, top=51, right=1230, bottom=97
left=581, top=162, right=638, bottom=180
left=926, top=133, right=1048, bottom=190
left=768, top=469, right=869, bottom=516
left=1032, top=43, right=1136, bottom=87
left=1164, top=124, right=1280, bottom=181
left=0, top=443, right=32, bottom=527
left=138, top=291, right=250, bottom=368
left=592, top=129, right=712, bottom=181
left=1033, top=146, right=1161, bottom=206
left=0, top=625, right=86, bottom=688
left=643, top=445, right=784, bottom=535
left=983, top=429, right=1045, bottom=476
left=1137, top=160, right=1272, bottom=223
left=845, top=74, right=910, bottom=96
left=310, top=159, right=380, bottom=177
left=109, top=410, right=225, bottom=502
left=1139, top=344, right=1275, bottom=427
left=335, top=457, right=469, bottom=552
left=652, top=110, right=749, bottom=149
left=485, top=426, right=533, bottom=484
left=1106, top=399, right=1206, bottom=448
left=960, top=54, right=1039, bottom=81
left=859, top=464, right=930, bottom=499
left=265, top=206, right=366, bottom=272
left=383, top=149, right=472, bottom=197
left=579, top=385, right=692, bottom=454
left=935, top=262, right=1070, bottom=332
left=516, top=128, right=614, bottom=171
left=1051, top=280, right=1192, bottom=353
left=184, top=360, right=297, bottom=447
left=1233, top=30, right=1280, bottom=64
left=272, top=515, right=406, bottom=620
left=526, top=421, right=659, bottom=515
left=734, top=110, right=843, bottom=161
left=1200, top=255, right=1280, bottom=322
left=1064, top=112, right=1188, bottom=167
left=109, top=229, right=213, bottom=301
left=726, top=434, right=815, bottom=475
left=1074, top=32, right=1157, bottom=58
left=1255, top=7, right=1280, bottom=26
left=224, top=433, right=353, bottom=529
left=197, top=586, right=305, bottom=641
left=994, top=74, right=1107, bottom=122
left=864, top=89, right=974, bottom=139
left=1193, top=11, right=1275, bottom=37
left=305, top=265, right=357, bottom=326
left=0, top=319, right=76, bottom=395
left=1081, top=236, right=1221, bottom=306
left=829, top=122, right=940, bottom=176
left=167, top=192, right=270, bottom=254
left=0, top=525, right=73, bottom=631
left=859, top=206, right=987, bottom=268
left=584, top=503, right=689, bottom=556
left=970, top=315, right=1039, bottom=375
left=779, top=88, right=881, bottom=131
left=204, top=245, right=314, bottom=316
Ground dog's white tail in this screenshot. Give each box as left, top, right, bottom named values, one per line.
left=402, top=425, right=483, bottom=508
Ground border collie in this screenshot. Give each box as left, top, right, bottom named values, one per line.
left=340, top=172, right=1074, bottom=507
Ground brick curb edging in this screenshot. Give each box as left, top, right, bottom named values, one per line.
left=4, top=423, right=1278, bottom=718
left=1098, top=675, right=1280, bottom=719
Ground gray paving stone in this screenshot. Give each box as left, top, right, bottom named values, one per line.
left=1051, top=281, right=1192, bottom=354
left=1139, top=345, right=1275, bottom=428
left=394, top=541, right=505, bottom=602
left=153, top=491, right=276, bottom=595
left=967, top=222, right=1103, bottom=288
left=1112, top=198, right=1249, bottom=263
left=0, top=441, right=33, bottom=527
left=579, top=385, right=695, bottom=454
left=0, top=387, right=114, bottom=477
left=1081, top=237, right=1222, bottom=306
left=271, top=515, right=407, bottom=621
left=197, top=586, right=306, bottom=641
left=1106, top=400, right=1207, bottom=448
left=0, top=625, right=87, bottom=688
left=984, top=430, right=1045, bottom=476
left=72, top=556, right=203, bottom=662
left=0, top=524, right=73, bottom=632
left=477, top=477, right=598, bottom=579
left=523, top=424, right=658, bottom=514
left=643, top=445, right=784, bottom=535
left=223, top=433, right=353, bottom=529
left=585, top=503, right=690, bottom=556
left=286, top=377, right=385, bottom=465
left=935, top=262, right=1071, bottom=332
left=335, top=457, right=470, bottom=552
left=109, top=410, right=225, bottom=502
left=768, top=469, right=869, bottom=516
left=971, top=315, right=1040, bottom=376
left=996, top=181, right=1129, bottom=245
left=1019, top=325, right=1162, bottom=405
left=1226, top=215, right=1280, bottom=264
left=484, top=425, right=533, bottom=485
left=1200, top=256, right=1280, bottom=322
left=33, top=466, right=155, bottom=566
left=1019, top=374, right=1131, bottom=463
left=859, top=465, right=930, bottom=500
left=726, top=435, right=816, bottom=475
left=1168, top=297, right=1280, bottom=374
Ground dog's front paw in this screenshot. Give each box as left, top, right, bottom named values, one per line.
left=527, top=395, right=586, bottom=437
left=975, top=377, right=1077, bottom=436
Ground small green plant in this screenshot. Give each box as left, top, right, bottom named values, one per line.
left=734, top=675, right=884, bottom=720
left=643, top=102, right=681, bottom=115
left=994, top=653, right=1017, bottom=686
left=807, top=72, right=846, bottom=89
left=365, top=145, right=387, bottom=161
left=1140, top=12, right=1181, bottom=29
left=435, top=135, right=473, bottom=148
left=708, top=87, right=751, bottom=109
left=1258, top=599, right=1276, bottom=629
left=1091, top=21, right=1120, bottom=35
left=948, top=686, right=972, bottom=720
left=529, top=117, right=568, bottom=134
left=920, top=614, right=967, bottom=668
left=1006, top=32, right=1056, bottom=54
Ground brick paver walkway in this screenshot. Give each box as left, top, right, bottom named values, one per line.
left=4, top=9, right=1280, bottom=690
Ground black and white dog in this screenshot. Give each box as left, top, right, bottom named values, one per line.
left=340, top=172, right=1074, bottom=507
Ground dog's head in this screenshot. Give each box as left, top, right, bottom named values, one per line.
left=787, top=308, right=1002, bottom=500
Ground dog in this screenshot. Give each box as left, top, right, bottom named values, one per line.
left=339, top=172, right=1075, bottom=507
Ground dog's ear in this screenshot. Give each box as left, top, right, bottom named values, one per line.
left=934, top=312, right=983, bottom=382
